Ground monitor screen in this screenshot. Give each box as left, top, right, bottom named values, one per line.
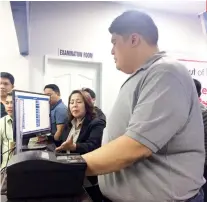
left=13, top=90, right=51, bottom=138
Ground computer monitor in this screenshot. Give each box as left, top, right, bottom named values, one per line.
left=13, top=90, right=51, bottom=143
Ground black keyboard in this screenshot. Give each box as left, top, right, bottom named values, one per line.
left=46, top=144, right=56, bottom=152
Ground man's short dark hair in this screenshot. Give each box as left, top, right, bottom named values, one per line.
left=82, top=88, right=96, bottom=99
left=0, top=72, right=15, bottom=85
left=44, top=84, right=60, bottom=95
left=193, top=79, right=202, bottom=97
left=109, top=10, right=158, bottom=45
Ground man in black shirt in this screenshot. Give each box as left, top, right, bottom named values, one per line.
left=82, top=88, right=106, bottom=123
left=193, top=79, right=207, bottom=201
left=0, top=72, right=15, bottom=118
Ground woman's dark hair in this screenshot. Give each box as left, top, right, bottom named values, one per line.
left=68, top=90, right=96, bottom=122
left=82, top=87, right=96, bottom=99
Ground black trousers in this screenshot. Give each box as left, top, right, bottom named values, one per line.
left=204, top=166, right=207, bottom=202
left=85, top=185, right=104, bottom=202
left=102, top=196, right=112, bottom=202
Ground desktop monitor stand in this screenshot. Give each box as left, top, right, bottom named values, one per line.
left=15, top=98, right=23, bottom=154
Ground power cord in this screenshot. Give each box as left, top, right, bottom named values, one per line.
left=1, top=146, right=16, bottom=172
left=1, top=147, right=15, bottom=155
left=5, top=147, right=15, bottom=169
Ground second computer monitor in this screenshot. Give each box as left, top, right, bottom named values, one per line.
left=13, top=90, right=51, bottom=141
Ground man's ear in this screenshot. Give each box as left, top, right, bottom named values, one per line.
left=8, top=86, right=14, bottom=93
left=131, top=33, right=141, bottom=47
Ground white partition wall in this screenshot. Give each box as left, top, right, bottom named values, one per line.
left=0, top=1, right=29, bottom=91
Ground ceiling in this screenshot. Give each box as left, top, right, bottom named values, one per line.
left=121, top=0, right=206, bottom=15
left=10, top=1, right=206, bottom=56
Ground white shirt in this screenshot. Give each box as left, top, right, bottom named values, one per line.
left=67, top=118, right=84, bottom=143
left=0, top=115, right=14, bottom=169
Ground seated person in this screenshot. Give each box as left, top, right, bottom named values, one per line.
left=0, top=92, right=14, bottom=169
left=56, top=90, right=105, bottom=202
left=193, top=79, right=207, bottom=199
left=82, top=87, right=106, bottom=123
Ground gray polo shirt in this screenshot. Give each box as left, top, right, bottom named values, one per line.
left=98, top=52, right=205, bottom=202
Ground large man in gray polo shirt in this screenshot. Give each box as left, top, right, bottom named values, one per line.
left=57, top=10, right=205, bottom=202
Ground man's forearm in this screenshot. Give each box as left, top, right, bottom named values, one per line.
left=54, top=129, right=64, bottom=141
left=54, top=125, right=64, bottom=140
left=54, top=131, right=62, bottom=139
left=82, top=135, right=152, bottom=176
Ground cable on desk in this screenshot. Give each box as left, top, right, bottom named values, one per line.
left=1, top=147, right=15, bottom=155
left=1, top=146, right=16, bottom=172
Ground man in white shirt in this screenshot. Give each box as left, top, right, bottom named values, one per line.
left=0, top=92, right=14, bottom=169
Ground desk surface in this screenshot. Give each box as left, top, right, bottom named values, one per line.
left=1, top=191, right=92, bottom=202
left=1, top=140, right=92, bottom=202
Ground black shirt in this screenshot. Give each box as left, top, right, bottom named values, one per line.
left=202, top=109, right=207, bottom=165
left=0, top=102, right=7, bottom=118
left=95, top=107, right=106, bottom=124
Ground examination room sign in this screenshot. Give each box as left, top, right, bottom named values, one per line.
left=58, top=49, right=93, bottom=59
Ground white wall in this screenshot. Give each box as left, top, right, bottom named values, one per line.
left=29, top=1, right=207, bottom=116
left=0, top=1, right=30, bottom=91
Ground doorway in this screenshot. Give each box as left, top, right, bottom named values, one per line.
left=44, top=56, right=102, bottom=107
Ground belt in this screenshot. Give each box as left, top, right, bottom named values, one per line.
left=185, top=190, right=203, bottom=202
left=103, top=190, right=203, bottom=202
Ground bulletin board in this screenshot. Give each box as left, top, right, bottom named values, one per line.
left=178, top=58, right=207, bottom=106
